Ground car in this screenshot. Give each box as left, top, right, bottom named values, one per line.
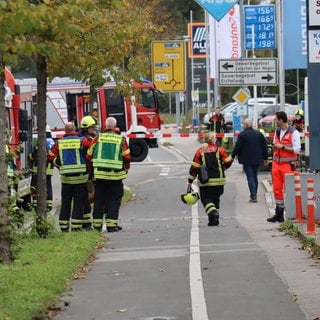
left=260, top=104, right=298, bottom=119
left=259, top=104, right=299, bottom=127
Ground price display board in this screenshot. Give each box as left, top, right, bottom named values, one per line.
left=244, top=5, right=276, bottom=50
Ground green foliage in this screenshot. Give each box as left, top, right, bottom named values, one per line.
left=0, top=231, right=103, bottom=320
left=278, top=220, right=320, bottom=258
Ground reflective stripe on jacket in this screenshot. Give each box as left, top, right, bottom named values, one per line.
left=91, top=132, right=128, bottom=181
left=58, top=136, right=88, bottom=184
left=273, top=126, right=297, bottom=163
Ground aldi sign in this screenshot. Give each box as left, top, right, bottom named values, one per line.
left=188, top=23, right=206, bottom=58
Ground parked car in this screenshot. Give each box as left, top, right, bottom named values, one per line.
left=259, top=104, right=299, bottom=127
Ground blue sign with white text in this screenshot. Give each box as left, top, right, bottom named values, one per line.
left=194, top=0, right=238, bottom=21
left=244, top=5, right=276, bottom=50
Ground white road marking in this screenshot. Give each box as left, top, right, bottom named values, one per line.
left=189, top=202, right=209, bottom=320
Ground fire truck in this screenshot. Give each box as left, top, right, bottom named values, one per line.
left=5, top=68, right=34, bottom=207
left=24, top=77, right=163, bottom=162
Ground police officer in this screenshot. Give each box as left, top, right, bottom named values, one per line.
left=79, top=115, right=98, bottom=230
left=29, top=125, right=55, bottom=211
left=48, top=122, right=89, bottom=232
left=87, top=117, right=131, bottom=232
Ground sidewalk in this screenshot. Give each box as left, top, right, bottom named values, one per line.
left=235, top=170, right=320, bottom=319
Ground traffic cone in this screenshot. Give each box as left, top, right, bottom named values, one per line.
left=294, top=172, right=305, bottom=223
left=306, top=178, right=316, bottom=235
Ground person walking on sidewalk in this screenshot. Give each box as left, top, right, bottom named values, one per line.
left=187, top=132, right=233, bottom=226
left=268, top=111, right=301, bottom=223
left=230, top=118, right=268, bottom=203
left=48, top=122, right=89, bottom=232
left=87, top=117, right=131, bottom=232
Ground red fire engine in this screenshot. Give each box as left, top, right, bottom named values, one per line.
left=5, top=68, right=34, bottom=206
left=26, top=77, right=163, bottom=162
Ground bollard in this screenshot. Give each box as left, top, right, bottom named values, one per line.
left=294, top=172, right=305, bottom=223
left=306, top=178, right=317, bottom=235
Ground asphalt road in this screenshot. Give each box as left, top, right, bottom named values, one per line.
left=51, top=136, right=320, bottom=320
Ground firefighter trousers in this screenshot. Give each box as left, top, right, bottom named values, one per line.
left=199, top=185, right=224, bottom=216
left=92, top=179, right=124, bottom=230
left=59, top=182, right=87, bottom=231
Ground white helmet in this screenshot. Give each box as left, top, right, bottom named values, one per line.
left=46, top=125, right=51, bottom=133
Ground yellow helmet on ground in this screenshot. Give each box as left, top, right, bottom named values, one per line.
left=181, top=191, right=199, bottom=205
left=80, top=116, right=97, bottom=129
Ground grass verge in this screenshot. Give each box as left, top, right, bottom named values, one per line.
left=278, top=220, right=320, bottom=258
left=0, top=231, right=103, bottom=320
left=0, top=188, right=132, bottom=320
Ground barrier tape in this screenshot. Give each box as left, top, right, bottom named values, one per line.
left=51, top=130, right=310, bottom=140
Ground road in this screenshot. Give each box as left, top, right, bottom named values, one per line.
left=52, top=136, right=319, bottom=320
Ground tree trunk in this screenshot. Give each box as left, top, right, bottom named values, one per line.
left=35, top=56, right=49, bottom=238
left=0, top=63, right=12, bottom=263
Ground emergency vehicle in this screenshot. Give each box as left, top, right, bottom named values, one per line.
left=21, top=77, right=163, bottom=162
left=5, top=68, right=34, bottom=207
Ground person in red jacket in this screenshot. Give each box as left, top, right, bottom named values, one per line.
left=209, top=107, right=226, bottom=146
left=268, top=111, right=301, bottom=223
left=187, top=132, right=233, bottom=226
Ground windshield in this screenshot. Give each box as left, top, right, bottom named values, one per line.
left=138, top=89, right=157, bottom=109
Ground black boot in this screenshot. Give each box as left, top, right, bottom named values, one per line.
left=208, top=210, right=219, bottom=226
left=267, top=207, right=284, bottom=223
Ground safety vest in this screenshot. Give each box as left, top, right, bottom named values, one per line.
left=29, top=151, right=54, bottom=176
left=273, top=126, right=298, bottom=163
left=92, top=132, right=127, bottom=180
left=58, top=136, right=88, bottom=184
left=198, top=149, right=226, bottom=187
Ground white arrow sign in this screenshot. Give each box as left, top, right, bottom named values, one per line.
left=218, top=58, right=278, bottom=86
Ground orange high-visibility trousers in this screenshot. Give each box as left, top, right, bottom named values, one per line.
left=272, top=161, right=292, bottom=206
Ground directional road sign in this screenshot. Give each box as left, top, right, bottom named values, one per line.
left=151, top=41, right=185, bottom=92
left=194, top=0, right=238, bottom=21
left=218, top=58, right=278, bottom=86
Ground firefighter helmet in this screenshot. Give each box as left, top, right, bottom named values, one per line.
left=80, top=116, right=97, bottom=129
left=46, top=125, right=51, bottom=133
left=181, top=191, right=199, bottom=205
left=295, top=109, right=304, bottom=116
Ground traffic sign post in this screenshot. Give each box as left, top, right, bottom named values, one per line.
left=151, top=41, right=185, bottom=92
left=218, top=58, right=278, bottom=86
left=244, top=5, right=276, bottom=50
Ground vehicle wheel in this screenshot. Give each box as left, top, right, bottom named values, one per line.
left=129, top=138, right=148, bottom=162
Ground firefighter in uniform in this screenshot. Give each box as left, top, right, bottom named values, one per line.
left=187, top=132, right=233, bottom=226
left=292, top=108, right=305, bottom=151
left=28, top=125, right=55, bottom=211
left=267, top=111, right=301, bottom=223
left=78, top=115, right=98, bottom=230
left=48, top=122, right=89, bottom=231
left=209, top=107, right=226, bottom=146
left=87, top=117, right=131, bottom=232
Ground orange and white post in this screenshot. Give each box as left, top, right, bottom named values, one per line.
left=306, top=178, right=317, bottom=235
left=294, top=172, right=304, bottom=223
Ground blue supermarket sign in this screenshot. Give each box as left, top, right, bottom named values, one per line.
left=244, top=5, right=276, bottom=50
